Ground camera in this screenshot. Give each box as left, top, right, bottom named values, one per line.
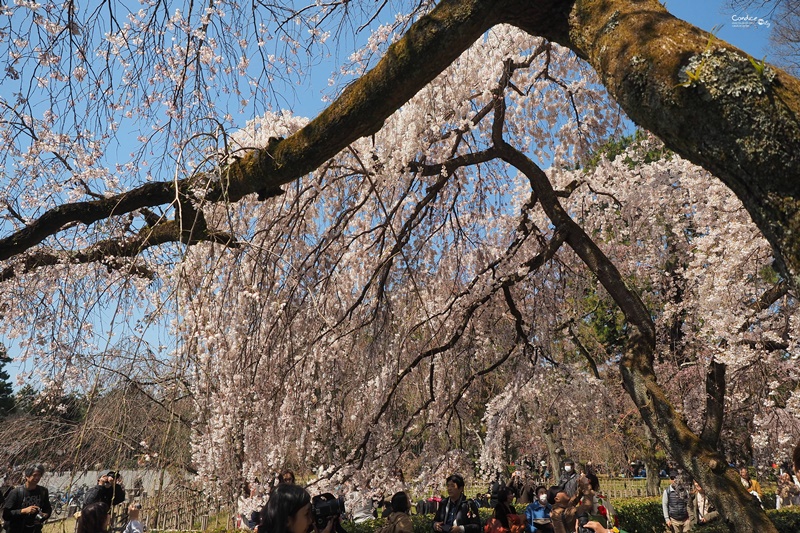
left=35, top=513, right=45, bottom=522
left=311, top=493, right=345, bottom=529
left=576, top=513, right=592, bottom=533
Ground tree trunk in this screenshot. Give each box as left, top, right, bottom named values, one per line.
left=542, top=415, right=566, bottom=484
left=529, top=0, right=800, bottom=284
left=498, top=141, right=779, bottom=533
left=619, top=333, right=775, bottom=533
left=643, top=424, right=662, bottom=497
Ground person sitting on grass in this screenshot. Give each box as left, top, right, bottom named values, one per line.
left=378, top=492, right=413, bottom=533
left=523, top=486, right=552, bottom=533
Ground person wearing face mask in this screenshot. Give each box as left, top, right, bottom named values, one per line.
left=556, top=461, right=578, bottom=498
left=259, top=484, right=335, bottom=533
left=523, top=486, right=553, bottom=533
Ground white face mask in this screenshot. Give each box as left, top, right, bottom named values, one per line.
left=539, top=495, right=548, bottom=504
left=564, top=465, right=572, bottom=473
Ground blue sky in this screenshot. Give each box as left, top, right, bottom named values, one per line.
left=666, top=0, right=776, bottom=60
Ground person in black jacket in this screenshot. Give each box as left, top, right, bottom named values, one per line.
left=2, top=464, right=51, bottom=533
left=556, top=461, right=578, bottom=498
left=492, top=486, right=517, bottom=529
left=488, top=473, right=505, bottom=508
left=432, top=474, right=481, bottom=533
left=83, top=471, right=126, bottom=510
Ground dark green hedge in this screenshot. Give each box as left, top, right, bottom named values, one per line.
left=612, top=497, right=800, bottom=533
left=341, top=508, right=493, bottom=533
left=612, top=497, right=664, bottom=533
left=200, top=501, right=800, bottom=533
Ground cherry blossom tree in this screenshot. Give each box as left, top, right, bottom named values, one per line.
left=1, top=1, right=799, bottom=531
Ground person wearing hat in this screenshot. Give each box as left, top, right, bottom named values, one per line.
left=83, top=471, right=126, bottom=510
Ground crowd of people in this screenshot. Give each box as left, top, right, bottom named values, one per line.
left=486, top=460, right=616, bottom=533
left=2, top=441, right=800, bottom=533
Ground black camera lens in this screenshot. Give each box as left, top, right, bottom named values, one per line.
left=311, top=493, right=346, bottom=529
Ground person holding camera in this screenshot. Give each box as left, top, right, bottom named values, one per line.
left=523, top=485, right=553, bottom=533
left=574, top=521, right=616, bottom=533
left=123, top=502, right=144, bottom=533
left=259, top=483, right=335, bottom=533
left=2, top=464, right=51, bottom=533
left=546, top=483, right=591, bottom=533
left=84, top=471, right=126, bottom=510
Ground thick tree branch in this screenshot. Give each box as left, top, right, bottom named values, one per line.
left=550, top=0, right=800, bottom=285
left=204, top=0, right=509, bottom=204
left=2, top=0, right=800, bottom=293
left=0, top=216, right=238, bottom=282
left=701, top=360, right=726, bottom=447
left=0, top=181, right=179, bottom=261
left=494, top=101, right=776, bottom=532
left=567, top=321, right=601, bottom=379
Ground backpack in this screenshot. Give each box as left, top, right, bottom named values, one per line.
left=1, top=486, right=22, bottom=533
left=0, top=488, right=6, bottom=532
left=464, top=499, right=482, bottom=529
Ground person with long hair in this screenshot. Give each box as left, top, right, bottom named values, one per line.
left=76, top=502, right=110, bottom=533
left=492, top=486, right=517, bottom=530
left=259, top=484, right=334, bottom=533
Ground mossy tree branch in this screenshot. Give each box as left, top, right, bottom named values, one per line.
left=3, top=0, right=800, bottom=289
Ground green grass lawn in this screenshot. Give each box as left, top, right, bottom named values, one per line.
left=43, top=516, right=76, bottom=533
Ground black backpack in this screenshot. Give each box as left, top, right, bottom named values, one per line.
left=1, top=486, right=20, bottom=532
left=464, top=499, right=482, bottom=529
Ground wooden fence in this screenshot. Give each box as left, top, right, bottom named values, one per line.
left=127, top=488, right=235, bottom=532
left=45, top=488, right=235, bottom=533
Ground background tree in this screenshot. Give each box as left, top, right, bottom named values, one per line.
left=726, top=0, right=800, bottom=74
left=0, top=346, right=15, bottom=418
